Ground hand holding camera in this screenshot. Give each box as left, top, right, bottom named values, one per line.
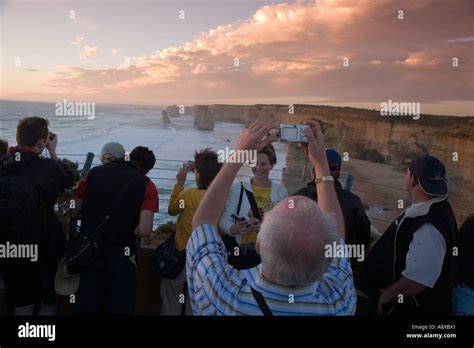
left=184, top=161, right=195, bottom=173
left=46, top=132, right=58, bottom=160
left=301, top=119, right=329, bottom=174
left=229, top=215, right=261, bottom=236
left=176, top=164, right=188, bottom=186
left=235, top=121, right=277, bottom=153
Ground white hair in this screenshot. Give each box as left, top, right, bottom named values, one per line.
left=257, top=196, right=339, bottom=287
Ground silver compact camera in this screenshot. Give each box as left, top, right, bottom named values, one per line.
left=268, top=124, right=308, bottom=143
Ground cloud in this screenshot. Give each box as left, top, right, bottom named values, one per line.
left=71, top=36, right=85, bottom=45
left=74, top=17, right=100, bottom=30
left=26, top=68, right=41, bottom=72
left=447, top=36, right=474, bottom=43
left=47, top=0, right=474, bottom=106
left=108, top=48, right=120, bottom=55
left=79, top=45, right=100, bottom=60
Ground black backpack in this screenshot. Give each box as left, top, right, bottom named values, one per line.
left=0, top=154, right=41, bottom=247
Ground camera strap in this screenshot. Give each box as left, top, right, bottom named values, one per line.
left=236, top=182, right=262, bottom=221
left=236, top=182, right=245, bottom=216
left=250, top=286, right=273, bottom=316
left=244, top=188, right=261, bottom=221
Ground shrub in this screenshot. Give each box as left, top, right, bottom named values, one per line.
left=359, top=149, right=385, bottom=163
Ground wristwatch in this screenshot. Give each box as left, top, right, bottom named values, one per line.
left=315, top=175, right=334, bottom=184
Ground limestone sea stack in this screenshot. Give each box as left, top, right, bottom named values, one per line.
left=166, top=105, right=180, bottom=117
left=162, top=110, right=171, bottom=124
left=166, top=105, right=196, bottom=117
left=194, top=105, right=215, bottom=131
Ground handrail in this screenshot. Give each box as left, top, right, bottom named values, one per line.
left=56, top=153, right=471, bottom=232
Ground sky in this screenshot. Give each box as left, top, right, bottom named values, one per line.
left=1, top=0, right=473, bottom=116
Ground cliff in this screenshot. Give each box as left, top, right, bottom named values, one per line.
left=193, top=105, right=215, bottom=131
left=166, top=105, right=195, bottom=117
left=193, top=104, right=474, bottom=224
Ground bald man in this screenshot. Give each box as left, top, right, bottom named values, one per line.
left=186, top=120, right=356, bottom=315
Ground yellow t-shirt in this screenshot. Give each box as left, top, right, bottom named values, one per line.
left=240, top=184, right=274, bottom=245
left=168, top=185, right=207, bottom=251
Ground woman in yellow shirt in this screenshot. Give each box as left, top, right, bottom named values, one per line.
left=219, top=144, right=288, bottom=269
left=160, top=148, right=222, bottom=315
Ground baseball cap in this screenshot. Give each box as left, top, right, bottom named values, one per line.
left=326, top=148, right=342, bottom=174
left=101, top=142, right=125, bottom=160
left=409, top=155, right=447, bottom=196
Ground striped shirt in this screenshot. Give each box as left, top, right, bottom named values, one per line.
left=186, top=224, right=357, bottom=315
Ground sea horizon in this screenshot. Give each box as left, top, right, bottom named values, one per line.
left=2, top=98, right=472, bottom=118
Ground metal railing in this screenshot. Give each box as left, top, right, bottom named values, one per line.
left=57, top=152, right=471, bottom=233
left=57, top=153, right=286, bottom=229
left=54, top=153, right=401, bottom=231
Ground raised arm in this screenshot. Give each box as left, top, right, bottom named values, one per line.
left=303, top=119, right=346, bottom=240
left=193, top=122, right=276, bottom=229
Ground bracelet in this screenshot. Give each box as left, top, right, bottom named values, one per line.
left=315, top=175, right=334, bottom=184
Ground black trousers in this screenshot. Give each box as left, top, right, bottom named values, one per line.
left=74, top=253, right=137, bottom=315
left=3, top=255, right=57, bottom=307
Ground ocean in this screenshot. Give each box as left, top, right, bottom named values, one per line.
left=0, top=100, right=286, bottom=227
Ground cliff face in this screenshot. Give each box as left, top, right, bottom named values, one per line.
left=193, top=105, right=215, bottom=130
left=166, top=105, right=195, bottom=117
left=194, top=104, right=474, bottom=223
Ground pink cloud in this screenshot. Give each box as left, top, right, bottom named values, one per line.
left=70, top=36, right=85, bottom=45
left=46, top=0, right=473, bottom=107
left=79, top=45, right=100, bottom=60
left=108, top=48, right=120, bottom=55
left=74, top=17, right=100, bottom=30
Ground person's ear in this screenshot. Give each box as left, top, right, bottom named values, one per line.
left=34, top=138, right=47, bottom=153
left=255, top=240, right=260, bottom=255
left=410, top=174, right=418, bottom=187
left=39, top=138, right=47, bottom=147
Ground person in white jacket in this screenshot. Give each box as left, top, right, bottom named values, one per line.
left=219, top=144, right=288, bottom=269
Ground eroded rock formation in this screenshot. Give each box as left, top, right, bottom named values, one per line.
left=193, top=104, right=474, bottom=223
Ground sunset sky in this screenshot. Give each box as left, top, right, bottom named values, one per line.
left=1, top=0, right=473, bottom=115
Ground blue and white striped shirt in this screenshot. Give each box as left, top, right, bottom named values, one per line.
left=186, top=224, right=357, bottom=315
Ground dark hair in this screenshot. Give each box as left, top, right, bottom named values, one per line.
left=457, top=214, right=474, bottom=289
left=194, top=148, right=222, bottom=190
left=258, top=144, right=277, bottom=165
left=16, top=117, right=49, bottom=147
left=130, top=146, right=156, bottom=174
left=0, top=139, right=8, bottom=155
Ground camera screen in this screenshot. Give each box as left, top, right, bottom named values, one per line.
left=281, top=127, right=298, bottom=140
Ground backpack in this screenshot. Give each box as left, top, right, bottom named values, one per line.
left=0, top=154, right=42, bottom=247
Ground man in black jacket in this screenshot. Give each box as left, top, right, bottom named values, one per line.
left=358, top=155, right=457, bottom=316
left=293, top=148, right=371, bottom=269
left=71, top=145, right=158, bottom=315
left=0, top=117, right=73, bottom=315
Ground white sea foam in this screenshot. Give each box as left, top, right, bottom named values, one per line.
left=0, top=100, right=287, bottom=227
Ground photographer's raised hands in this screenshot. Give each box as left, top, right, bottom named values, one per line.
left=303, top=119, right=330, bottom=175
left=302, top=118, right=346, bottom=240
left=235, top=121, right=278, bottom=153
left=46, top=132, right=58, bottom=160
left=193, top=121, right=277, bottom=229
left=176, top=164, right=187, bottom=186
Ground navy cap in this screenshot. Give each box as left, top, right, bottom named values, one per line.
left=409, top=155, right=447, bottom=196
left=326, top=148, right=342, bottom=174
